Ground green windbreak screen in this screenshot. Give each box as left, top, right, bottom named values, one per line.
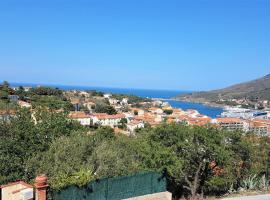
left=52, top=171, right=167, bottom=200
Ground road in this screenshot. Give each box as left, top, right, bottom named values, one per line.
left=222, top=194, right=270, bottom=200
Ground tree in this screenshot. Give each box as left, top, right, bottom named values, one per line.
left=94, top=101, right=117, bottom=115
left=137, top=124, right=248, bottom=198
left=118, top=118, right=127, bottom=129
left=163, top=109, right=173, bottom=115
left=0, top=109, right=85, bottom=184
left=2, top=81, right=10, bottom=88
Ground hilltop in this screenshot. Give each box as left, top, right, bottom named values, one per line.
left=176, top=74, right=270, bottom=108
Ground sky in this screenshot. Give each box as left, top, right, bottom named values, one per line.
left=0, top=0, right=269, bottom=91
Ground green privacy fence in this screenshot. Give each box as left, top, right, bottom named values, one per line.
left=52, top=171, right=167, bottom=200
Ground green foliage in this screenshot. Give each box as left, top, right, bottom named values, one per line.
left=163, top=109, right=173, bottom=115
left=14, top=86, right=27, bottom=100
left=118, top=118, right=127, bottom=129
left=0, top=109, right=85, bottom=184
left=50, top=169, right=94, bottom=191
left=94, top=100, right=117, bottom=114
left=29, top=87, right=63, bottom=96
left=137, top=124, right=252, bottom=197
left=31, top=95, right=73, bottom=111
left=90, top=90, right=104, bottom=97
left=241, top=174, right=258, bottom=190
left=111, top=93, right=151, bottom=104
left=0, top=81, right=9, bottom=101
left=204, top=176, right=232, bottom=195
left=1, top=109, right=270, bottom=198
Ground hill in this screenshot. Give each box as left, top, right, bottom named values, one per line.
left=176, top=74, right=270, bottom=105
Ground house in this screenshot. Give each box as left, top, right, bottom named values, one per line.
left=186, top=109, right=200, bottom=118
left=187, top=117, right=212, bottom=126
left=8, top=95, right=19, bottom=102
left=90, top=113, right=126, bottom=127
left=213, top=118, right=249, bottom=132
left=130, top=108, right=145, bottom=116
left=127, top=120, right=144, bottom=133
left=17, top=100, right=31, bottom=108
left=123, top=112, right=135, bottom=122
left=83, top=101, right=96, bottom=112
left=121, top=98, right=129, bottom=105
left=149, top=107, right=163, bottom=115
left=23, top=87, right=32, bottom=92
left=1, top=181, right=33, bottom=200
left=79, top=91, right=90, bottom=98
left=68, top=111, right=91, bottom=126
left=71, top=99, right=81, bottom=111
left=249, top=119, right=270, bottom=136
left=134, top=113, right=162, bottom=127
left=103, top=93, right=112, bottom=99
left=109, top=98, right=119, bottom=105
left=152, top=100, right=163, bottom=107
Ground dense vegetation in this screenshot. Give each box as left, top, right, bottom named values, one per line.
left=94, top=99, right=117, bottom=114
left=112, top=93, right=151, bottom=103
left=1, top=81, right=270, bottom=199
left=1, top=109, right=270, bottom=199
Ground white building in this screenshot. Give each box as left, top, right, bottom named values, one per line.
left=127, top=120, right=144, bottom=133
left=68, top=111, right=92, bottom=126
left=213, top=117, right=249, bottom=132
left=121, top=98, right=129, bottom=105
left=149, top=107, right=163, bottom=115
left=90, top=113, right=126, bottom=127
left=8, top=95, right=19, bottom=102
left=103, top=93, right=112, bottom=99
left=109, top=98, right=119, bottom=105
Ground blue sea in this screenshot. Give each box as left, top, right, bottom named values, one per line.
left=11, top=83, right=223, bottom=118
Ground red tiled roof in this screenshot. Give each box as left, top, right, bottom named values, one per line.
left=68, top=111, right=90, bottom=119
left=0, top=181, right=33, bottom=189
left=91, top=113, right=125, bottom=120
left=216, top=117, right=244, bottom=123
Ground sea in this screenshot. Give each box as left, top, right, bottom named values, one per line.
left=11, top=83, right=224, bottom=118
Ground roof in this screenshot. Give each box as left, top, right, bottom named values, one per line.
left=18, top=100, right=31, bottom=106
left=91, top=113, right=125, bottom=120
left=216, top=117, right=244, bottom=123
left=128, top=120, right=143, bottom=126
left=68, top=111, right=90, bottom=119
left=251, top=119, right=270, bottom=125
left=0, top=181, right=33, bottom=189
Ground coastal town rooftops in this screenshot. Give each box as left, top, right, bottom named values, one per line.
left=68, top=111, right=90, bottom=119
left=216, top=117, right=244, bottom=123
left=128, top=119, right=143, bottom=126
left=91, top=113, right=125, bottom=120
left=187, top=117, right=212, bottom=126
left=251, top=118, right=270, bottom=125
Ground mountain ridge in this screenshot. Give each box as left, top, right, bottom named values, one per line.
left=176, top=74, right=270, bottom=103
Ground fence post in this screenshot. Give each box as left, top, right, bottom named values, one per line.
left=34, top=174, right=48, bottom=200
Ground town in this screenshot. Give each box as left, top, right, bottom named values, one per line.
left=4, top=82, right=270, bottom=137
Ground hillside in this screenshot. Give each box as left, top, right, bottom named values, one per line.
left=177, top=74, right=270, bottom=103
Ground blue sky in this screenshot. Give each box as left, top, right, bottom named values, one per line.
left=0, top=0, right=269, bottom=91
